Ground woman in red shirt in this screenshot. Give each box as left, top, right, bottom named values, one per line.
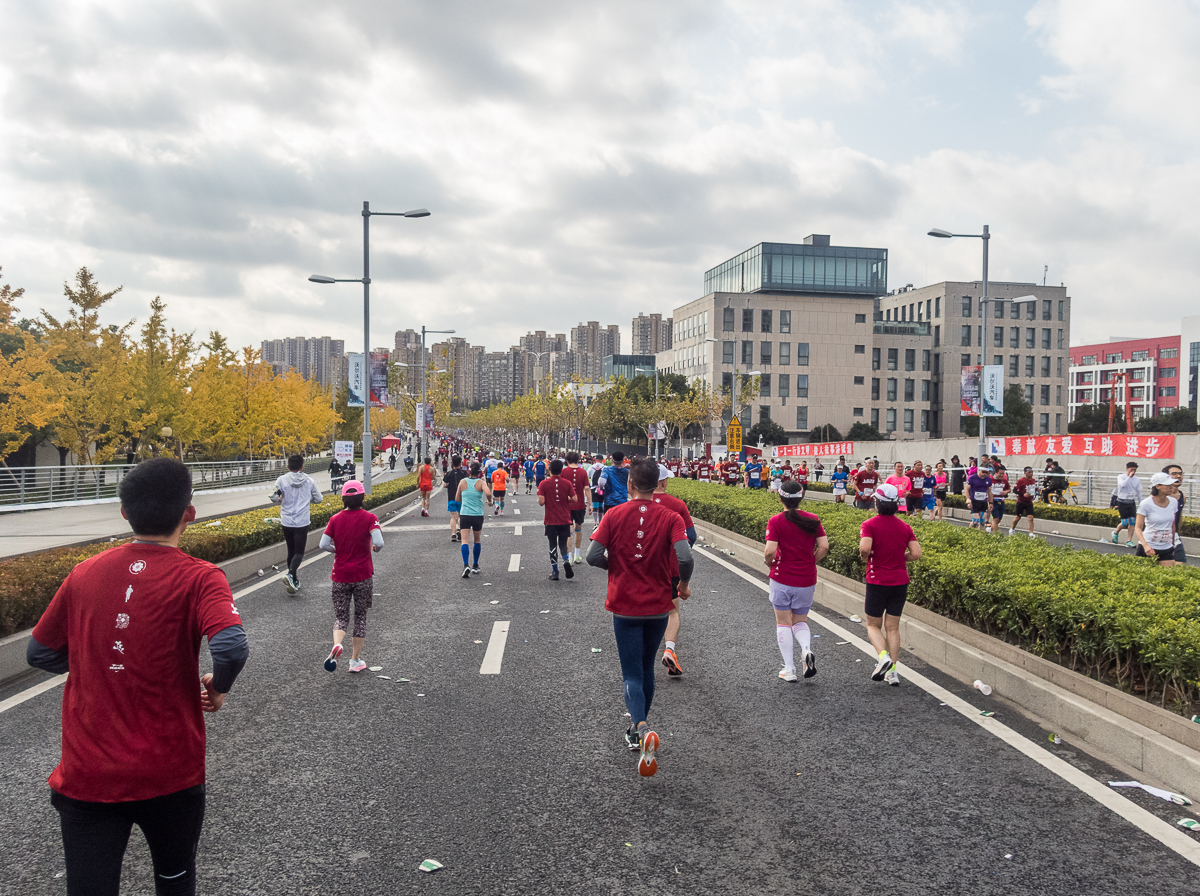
left=762, top=481, right=829, bottom=682
left=858, top=483, right=921, bottom=686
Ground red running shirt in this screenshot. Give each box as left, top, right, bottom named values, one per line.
left=31, top=543, right=243, bottom=802
left=324, top=508, right=381, bottom=582
left=860, top=514, right=916, bottom=586
left=766, top=511, right=826, bottom=587
left=854, top=470, right=879, bottom=498
left=560, top=466, right=591, bottom=510
left=591, top=499, right=686, bottom=616
left=418, top=465, right=434, bottom=490
left=538, top=476, right=577, bottom=526
left=652, top=492, right=694, bottom=530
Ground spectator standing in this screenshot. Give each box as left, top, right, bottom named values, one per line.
left=949, top=455, right=965, bottom=495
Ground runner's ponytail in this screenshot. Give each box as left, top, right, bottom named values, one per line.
left=779, top=482, right=820, bottom=535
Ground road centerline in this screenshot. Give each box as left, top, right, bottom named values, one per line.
left=508, top=554, right=521, bottom=572
left=479, top=620, right=510, bottom=675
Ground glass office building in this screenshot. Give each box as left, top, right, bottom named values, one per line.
left=703, top=236, right=887, bottom=298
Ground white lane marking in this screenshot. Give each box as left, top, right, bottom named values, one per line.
left=0, top=674, right=68, bottom=714
left=513, top=508, right=520, bottom=515
left=479, top=620, right=510, bottom=675
left=508, top=554, right=521, bottom=572
left=694, top=545, right=1200, bottom=868
left=1, top=549, right=340, bottom=713
left=514, top=525, right=523, bottom=536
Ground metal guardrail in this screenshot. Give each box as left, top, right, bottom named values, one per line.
left=0, top=459, right=319, bottom=512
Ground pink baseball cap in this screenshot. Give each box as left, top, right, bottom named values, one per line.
left=341, top=479, right=365, bottom=496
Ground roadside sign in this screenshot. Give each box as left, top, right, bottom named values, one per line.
left=727, top=419, right=743, bottom=453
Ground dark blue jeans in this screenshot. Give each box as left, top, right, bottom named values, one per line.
left=612, top=614, right=670, bottom=725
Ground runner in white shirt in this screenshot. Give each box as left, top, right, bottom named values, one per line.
left=1135, top=473, right=1180, bottom=566
left=1110, top=461, right=1143, bottom=547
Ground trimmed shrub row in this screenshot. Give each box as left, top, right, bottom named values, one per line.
left=667, top=478, right=1200, bottom=716
left=0, top=472, right=419, bottom=638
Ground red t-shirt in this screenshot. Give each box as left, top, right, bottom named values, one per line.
left=697, top=463, right=712, bottom=481
left=324, top=508, right=381, bottom=582
left=854, top=470, right=879, bottom=499
left=652, top=492, right=694, bottom=530
left=766, top=511, right=826, bottom=587
left=31, top=543, right=243, bottom=802
left=1015, top=476, right=1037, bottom=503
left=860, top=514, right=916, bottom=586
left=561, top=466, right=591, bottom=510
left=904, top=472, right=924, bottom=500
left=418, top=464, right=434, bottom=490
left=538, top=476, right=576, bottom=526
left=989, top=472, right=1010, bottom=499
left=796, top=468, right=809, bottom=484
left=591, top=499, right=686, bottom=616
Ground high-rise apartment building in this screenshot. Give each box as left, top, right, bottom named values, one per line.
left=477, top=351, right=516, bottom=406
left=431, top=337, right=483, bottom=406
left=517, top=330, right=570, bottom=393
left=569, top=321, right=622, bottom=381
left=632, top=313, right=672, bottom=355
left=260, top=336, right=345, bottom=389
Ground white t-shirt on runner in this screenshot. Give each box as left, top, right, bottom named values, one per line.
left=1138, top=496, right=1178, bottom=551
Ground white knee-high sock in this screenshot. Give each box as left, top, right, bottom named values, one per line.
left=792, top=622, right=811, bottom=652
left=776, top=625, right=795, bottom=669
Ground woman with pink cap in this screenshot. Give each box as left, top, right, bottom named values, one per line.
left=318, top=479, right=384, bottom=674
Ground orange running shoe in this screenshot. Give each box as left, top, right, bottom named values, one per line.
left=638, top=730, right=659, bottom=777
left=661, top=647, right=682, bottom=676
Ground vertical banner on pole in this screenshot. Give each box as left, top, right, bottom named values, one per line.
left=415, top=402, right=425, bottom=440
left=960, top=366, right=981, bottom=416
left=369, top=352, right=390, bottom=408
left=347, top=353, right=366, bottom=408
left=981, top=365, right=1004, bottom=417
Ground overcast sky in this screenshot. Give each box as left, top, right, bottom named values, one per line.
left=2, top=0, right=1198, bottom=356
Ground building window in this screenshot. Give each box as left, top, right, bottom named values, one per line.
left=1025, top=384, right=1035, bottom=404
left=871, top=408, right=879, bottom=429
left=1056, top=385, right=1062, bottom=405
left=921, top=380, right=930, bottom=401
left=779, top=342, right=790, bottom=365
left=1026, top=302, right=1036, bottom=321
left=854, top=313, right=866, bottom=323
left=1077, top=371, right=1094, bottom=384
left=993, top=355, right=1003, bottom=368
left=1025, top=328, right=1035, bottom=349
left=934, top=325, right=940, bottom=347
left=1040, top=384, right=1051, bottom=405
left=961, top=295, right=972, bottom=317
left=977, top=325, right=984, bottom=347
left=1160, top=367, right=1177, bottom=378
left=796, top=374, right=809, bottom=398
left=778, top=374, right=790, bottom=397
left=1055, top=413, right=1062, bottom=433
left=1040, top=413, right=1049, bottom=434
left=1161, top=347, right=1178, bottom=359
left=961, top=353, right=971, bottom=368
left=797, top=343, right=810, bottom=366
left=854, top=344, right=866, bottom=355
left=922, top=349, right=931, bottom=371
left=872, top=347, right=880, bottom=371
left=886, top=348, right=896, bottom=371
left=1042, top=300, right=1052, bottom=321
left=741, top=308, right=754, bottom=332
left=886, top=408, right=897, bottom=432
left=1009, top=354, right=1019, bottom=378
left=1131, top=350, right=1149, bottom=361
left=1058, top=300, right=1064, bottom=321
left=993, top=301, right=1003, bottom=318
left=933, top=354, right=940, bottom=376
left=932, top=380, right=940, bottom=402
left=1025, top=356, right=1034, bottom=377
left=1161, top=386, right=1177, bottom=397
left=779, top=310, right=791, bottom=334
left=1057, top=356, right=1063, bottom=377
left=886, top=378, right=897, bottom=401
left=722, top=371, right=733, bottom=393
left=759, top=405, right=771, bottom=422
left=854, top=375, right=865, bottom=385
left=904, top=349, right=915, bottom=371
left=1057, top=329, right=1064, bottom=350
left=796, top=406, right=808, bottom=430
left=871, top=378, right=880, bottom=400
left=722, top=341, right=734, bottom=364
left=1131, top=386, right=1145, bottom=399
left=904, top=409, right=914, bottom=432
left=723, top=307, right=734, bottom=331
left=904, top=379, right=915, bottom=402
left=760, top=374, right=771, bottom=397
left=920, top=409, right=929, bottom=432
left=1105, top=352, right=1121, bottom=363
left=761, top=310, right=772, bottom=333
left=761, top=341, right=772, bottom=365
left=994, top=326, right=1004, bottom=348
left=1018, top=324, right=1031, bottom=348
left=1042, top=328, right=1052, bottom=350
left=961, top=325, right=972, bottom=347
left=1010, top=302, right=1020, bottom=320
left=1041, top=356, right=1051, bottom=377
left=742, top=340, right=753, bottom=365
left=854, top=407, right=864, bottom=417
left=1081, top=354, right=1097, bottom=365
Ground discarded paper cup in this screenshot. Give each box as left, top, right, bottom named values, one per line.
left=1178, top=818, right=1200, bottom=831
left=973, top=680, right=992, bottom=696
left=849, top=614, right=863, bottom=623
left=418, top=859, right=443, bottom=873
left=1049, top=733, right=1062, bottom=745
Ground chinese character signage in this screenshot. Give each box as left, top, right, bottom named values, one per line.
left=981, top=365, right=1004, bottom=417
left=369, top=351, right=390, bottom=409
left=415, top=402, right=425, bottom=434
left=347, top=353, right=366, bottom=408
left=334, top=441, right=355, bottom=464
left=987, top=434, right=1175, bottom=460
left=961, top=366, right=981, bottom=416
left=771, top=441, right=856, bottom=459
left=727, top=420, right=742, bottom=453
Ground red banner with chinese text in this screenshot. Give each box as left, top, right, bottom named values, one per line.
left=771, top=441, right=855, bottom=459
left=987, top=434, right=1175, bottom=460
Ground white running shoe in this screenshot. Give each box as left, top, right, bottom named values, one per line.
left=348, top=659, right=367, bottom=673
left=885, top=668, right=901, bottom=686
left=778, top=667, right=798, bottom=682
left=871, top=652, right=892, bottom=682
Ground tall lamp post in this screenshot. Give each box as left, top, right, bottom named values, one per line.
left=420, top=326, right=456, bottom=464
left=310, top=201, right=429, bottom=495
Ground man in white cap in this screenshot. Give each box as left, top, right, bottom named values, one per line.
left=653, top=463, right=697, bottom=675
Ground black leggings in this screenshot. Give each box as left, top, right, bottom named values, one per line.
left=52, top=784, right=206, bottom=896
left=546, top=525, right=570, bottom=564
left=282, top=526, right=308, bottom=581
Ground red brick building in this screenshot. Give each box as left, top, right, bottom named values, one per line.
left=1068, top=335, right=1181, bottom=423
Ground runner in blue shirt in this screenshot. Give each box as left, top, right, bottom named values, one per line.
left=967, top=463, right=993, bottom=530
left=534, top=455, right=548, bottom=489
left=744, top=459, right=764, bottom=489
left=524, top=456, right=536, bottom=494
left=598, top=451, right=630, bottom=516
left=830, top=465, right=850, bottom=504
left=920, top=470, right=938, bottom=521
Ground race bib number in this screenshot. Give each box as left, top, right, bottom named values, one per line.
left=862, top=487, right=874, bottom=497
left=973, top=491, right=988, bottom=502
left=923, top=487, right=932, bottom=495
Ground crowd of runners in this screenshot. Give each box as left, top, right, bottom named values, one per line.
left=20, top=435, right=1192, bottom=893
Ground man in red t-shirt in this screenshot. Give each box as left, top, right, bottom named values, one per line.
left=653, top=464, right=697, bottom=676
left=853, top=459, right=879, bottom=510
left=539, top=458, right=578, bottom=580
left=697, top=458, right=712, bottom=482
left=560, top=451, right=592, bottom=564
left=1010, top=465, right=1038, bottom=536
left=28, top=458, right=248, bottom=894
left=587, top=457, right=692, bottom=777
left=418, top=456, right=435, bottom=517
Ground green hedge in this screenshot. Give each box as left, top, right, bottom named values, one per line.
left=0, top=472, right=419, bottom=638
left=667, top=478, right=1200, bottom=715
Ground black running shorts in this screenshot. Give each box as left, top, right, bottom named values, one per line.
left=864, top=583, right=908, bottom=618
left=459, top=515, right=484, bottom=532
left=570, top=508, right=586, bottom=526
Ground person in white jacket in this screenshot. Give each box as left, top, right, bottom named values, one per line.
left=272, top=454, right=324, bottom=594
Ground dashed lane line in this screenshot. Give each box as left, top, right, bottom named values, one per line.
left=508, top=554, right=521, bottom=572
left=479, top=621, right=510, bottom=675
left=694, top=545, right=1200, bottom=869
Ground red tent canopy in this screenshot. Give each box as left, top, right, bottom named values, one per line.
left=380, top=434, right=401, bottom=451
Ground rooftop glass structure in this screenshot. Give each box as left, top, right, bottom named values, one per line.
left=703, top=237, right=887, bottom=298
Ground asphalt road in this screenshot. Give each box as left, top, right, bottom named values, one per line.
left=2, top=491, right=1198, bottom=894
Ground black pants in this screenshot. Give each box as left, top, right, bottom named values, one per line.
left=52, top=784, right=206, bottom=896
left=282, top=526, right=308, bottom=581
left=546, top=524, right=571, bottom=565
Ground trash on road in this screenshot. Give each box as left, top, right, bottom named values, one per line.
left=849, top=615, right=863, bottom=623
left=418, top=859, right=443, bottom=873
left=592, top=648, right=603, bottom=653
left=474, top=640, right=482, bottom=644
left=398, top=678, right=411, bottom=682
left=1178, top=818, right=1200, bottom=831
left=377, top=675, right=392, bottom=680
left=540, top=610, right=550, bottom=614
left=855, top=659, right=862, bottom=663
left=416, top=693, right=426, bottom=697
left=836, top=641, right=848, bottom=645
left=490, top=600, right=499, bottom=604
left=1109, top=781, right=1193, bottom=805
left=368, top=666, right=383, bottom=672
left=980, top=711, right=995, bottom=717
left=1049, top=734, right=1062, bottom=745
left=271, top=565, right=279, bottom=570
left=1191, top=714, right=1200, bottom=724
left=256, top=569, right=265, bottom=577
left=973, top=680, right=993, bottom=696
left=1004, top=854, right=1013, bottom=859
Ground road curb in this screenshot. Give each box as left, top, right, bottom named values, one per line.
left=0, top=488, right=422, bottom=688
left=693, top=519, right=1200, bottom=799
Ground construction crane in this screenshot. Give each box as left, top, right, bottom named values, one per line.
left=1107, top=371, right=1135, bottom=434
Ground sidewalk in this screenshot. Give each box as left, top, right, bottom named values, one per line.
left=0, top=465, right=410, bottom=559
